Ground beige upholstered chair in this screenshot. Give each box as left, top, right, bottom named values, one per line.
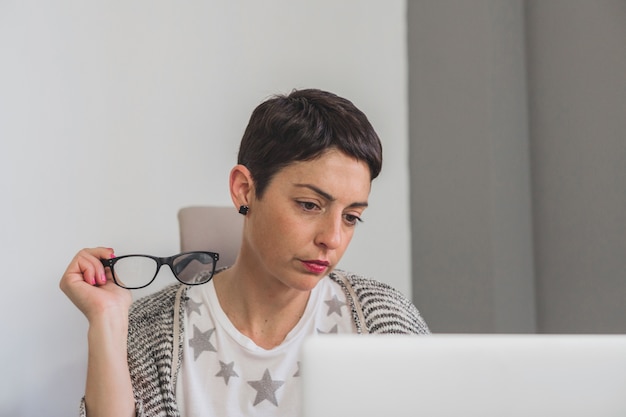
left=177, top=206, right=243, bottom=268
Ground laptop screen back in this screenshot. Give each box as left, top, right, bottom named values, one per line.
left=300, top=334, right=626, bottom=417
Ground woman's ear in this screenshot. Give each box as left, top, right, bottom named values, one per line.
left=229, top=164, right=254, bottom=209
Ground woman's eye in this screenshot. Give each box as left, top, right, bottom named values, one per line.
left=344, top=214, right=363, bottom=226
left=299, top=201, right=319, bottom=211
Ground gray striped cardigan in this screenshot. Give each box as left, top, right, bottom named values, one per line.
left=79, top=269, right=430, bottom=417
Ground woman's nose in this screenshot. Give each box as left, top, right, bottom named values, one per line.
left=314, top=214, right=343, bottom=250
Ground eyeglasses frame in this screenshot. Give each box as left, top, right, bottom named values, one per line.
left=100, top=251, right=220, bottom=289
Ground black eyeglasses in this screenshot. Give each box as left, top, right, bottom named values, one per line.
left=100, top=251, right=219, bottom=289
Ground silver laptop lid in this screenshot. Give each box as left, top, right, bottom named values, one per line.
left=301, top=334, right=626, bottom=417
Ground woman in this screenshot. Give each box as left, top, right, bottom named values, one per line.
left=60, top=88, right=430, bottom=417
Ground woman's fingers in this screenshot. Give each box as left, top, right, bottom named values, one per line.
left=60, top=247, right=132, bottom=321
left=66, top=247, right=114, bottom=285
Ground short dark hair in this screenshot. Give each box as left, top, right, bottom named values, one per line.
left=237, top=88, right=383, bottom=198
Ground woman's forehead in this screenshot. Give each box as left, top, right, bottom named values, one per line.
left=273, top=152, right=372, bottom=199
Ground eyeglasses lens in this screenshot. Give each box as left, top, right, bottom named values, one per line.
left=172, top=252, right=216, bottom=285
left=112, top=256, right=159, bottom=289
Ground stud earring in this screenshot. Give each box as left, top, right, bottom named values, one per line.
left=238, top=205, right=249, bottom=215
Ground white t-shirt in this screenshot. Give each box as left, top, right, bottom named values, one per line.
left=176, top=276, right=356, bottom=416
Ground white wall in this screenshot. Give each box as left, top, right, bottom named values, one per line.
left=0, top=1, right=410, bottom=415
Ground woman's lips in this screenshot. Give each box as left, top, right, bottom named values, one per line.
left=301, top=260, right=330, bottom=274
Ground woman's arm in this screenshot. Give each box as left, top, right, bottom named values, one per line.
left=84, top=307, right=135, bottom=416
left=60, top=247, right=136, bottom=417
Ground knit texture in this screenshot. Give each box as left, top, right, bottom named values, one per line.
left=78, top=270, right=429, bottom=417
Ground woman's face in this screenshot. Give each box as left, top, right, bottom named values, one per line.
left=241, top=149, right=372, bottom=292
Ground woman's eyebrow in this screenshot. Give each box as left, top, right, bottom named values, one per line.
left=294, top=183, right=369, bottom=208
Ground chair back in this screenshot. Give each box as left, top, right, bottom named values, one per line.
left=178, top=206, right=243, bottom=267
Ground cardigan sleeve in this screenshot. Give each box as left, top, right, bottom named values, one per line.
left=125, top=284, right=183, bottom=417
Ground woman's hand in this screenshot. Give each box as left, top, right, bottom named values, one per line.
left=59, top=247, right=132, bottom=322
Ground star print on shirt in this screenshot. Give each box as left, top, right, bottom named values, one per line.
left=188, top=324, right=216, bottom=360
left=215, top=360, right=239, bottom=385
left=247, top=369, right=285, bottom=407
left=324, top=294, right=346, bottom=316
left=185, top=297, right=203, bottom=317
left=317, top=324, right=339, bottom=334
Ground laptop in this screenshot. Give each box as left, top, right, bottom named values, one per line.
left=300, top=334, right=626, bottom=417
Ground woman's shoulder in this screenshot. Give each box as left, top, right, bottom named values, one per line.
left=328, top=269, right=408, bottom=299
left=329, top=269, right=430, bottom=334
left=128, top=283, right=185, bottom=322
left=127, top=267, right=229, bottom=320
left=126, top=283, right=187, bottom=357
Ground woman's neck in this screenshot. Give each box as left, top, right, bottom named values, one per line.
left=212, top=266, right=311, bottom=349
